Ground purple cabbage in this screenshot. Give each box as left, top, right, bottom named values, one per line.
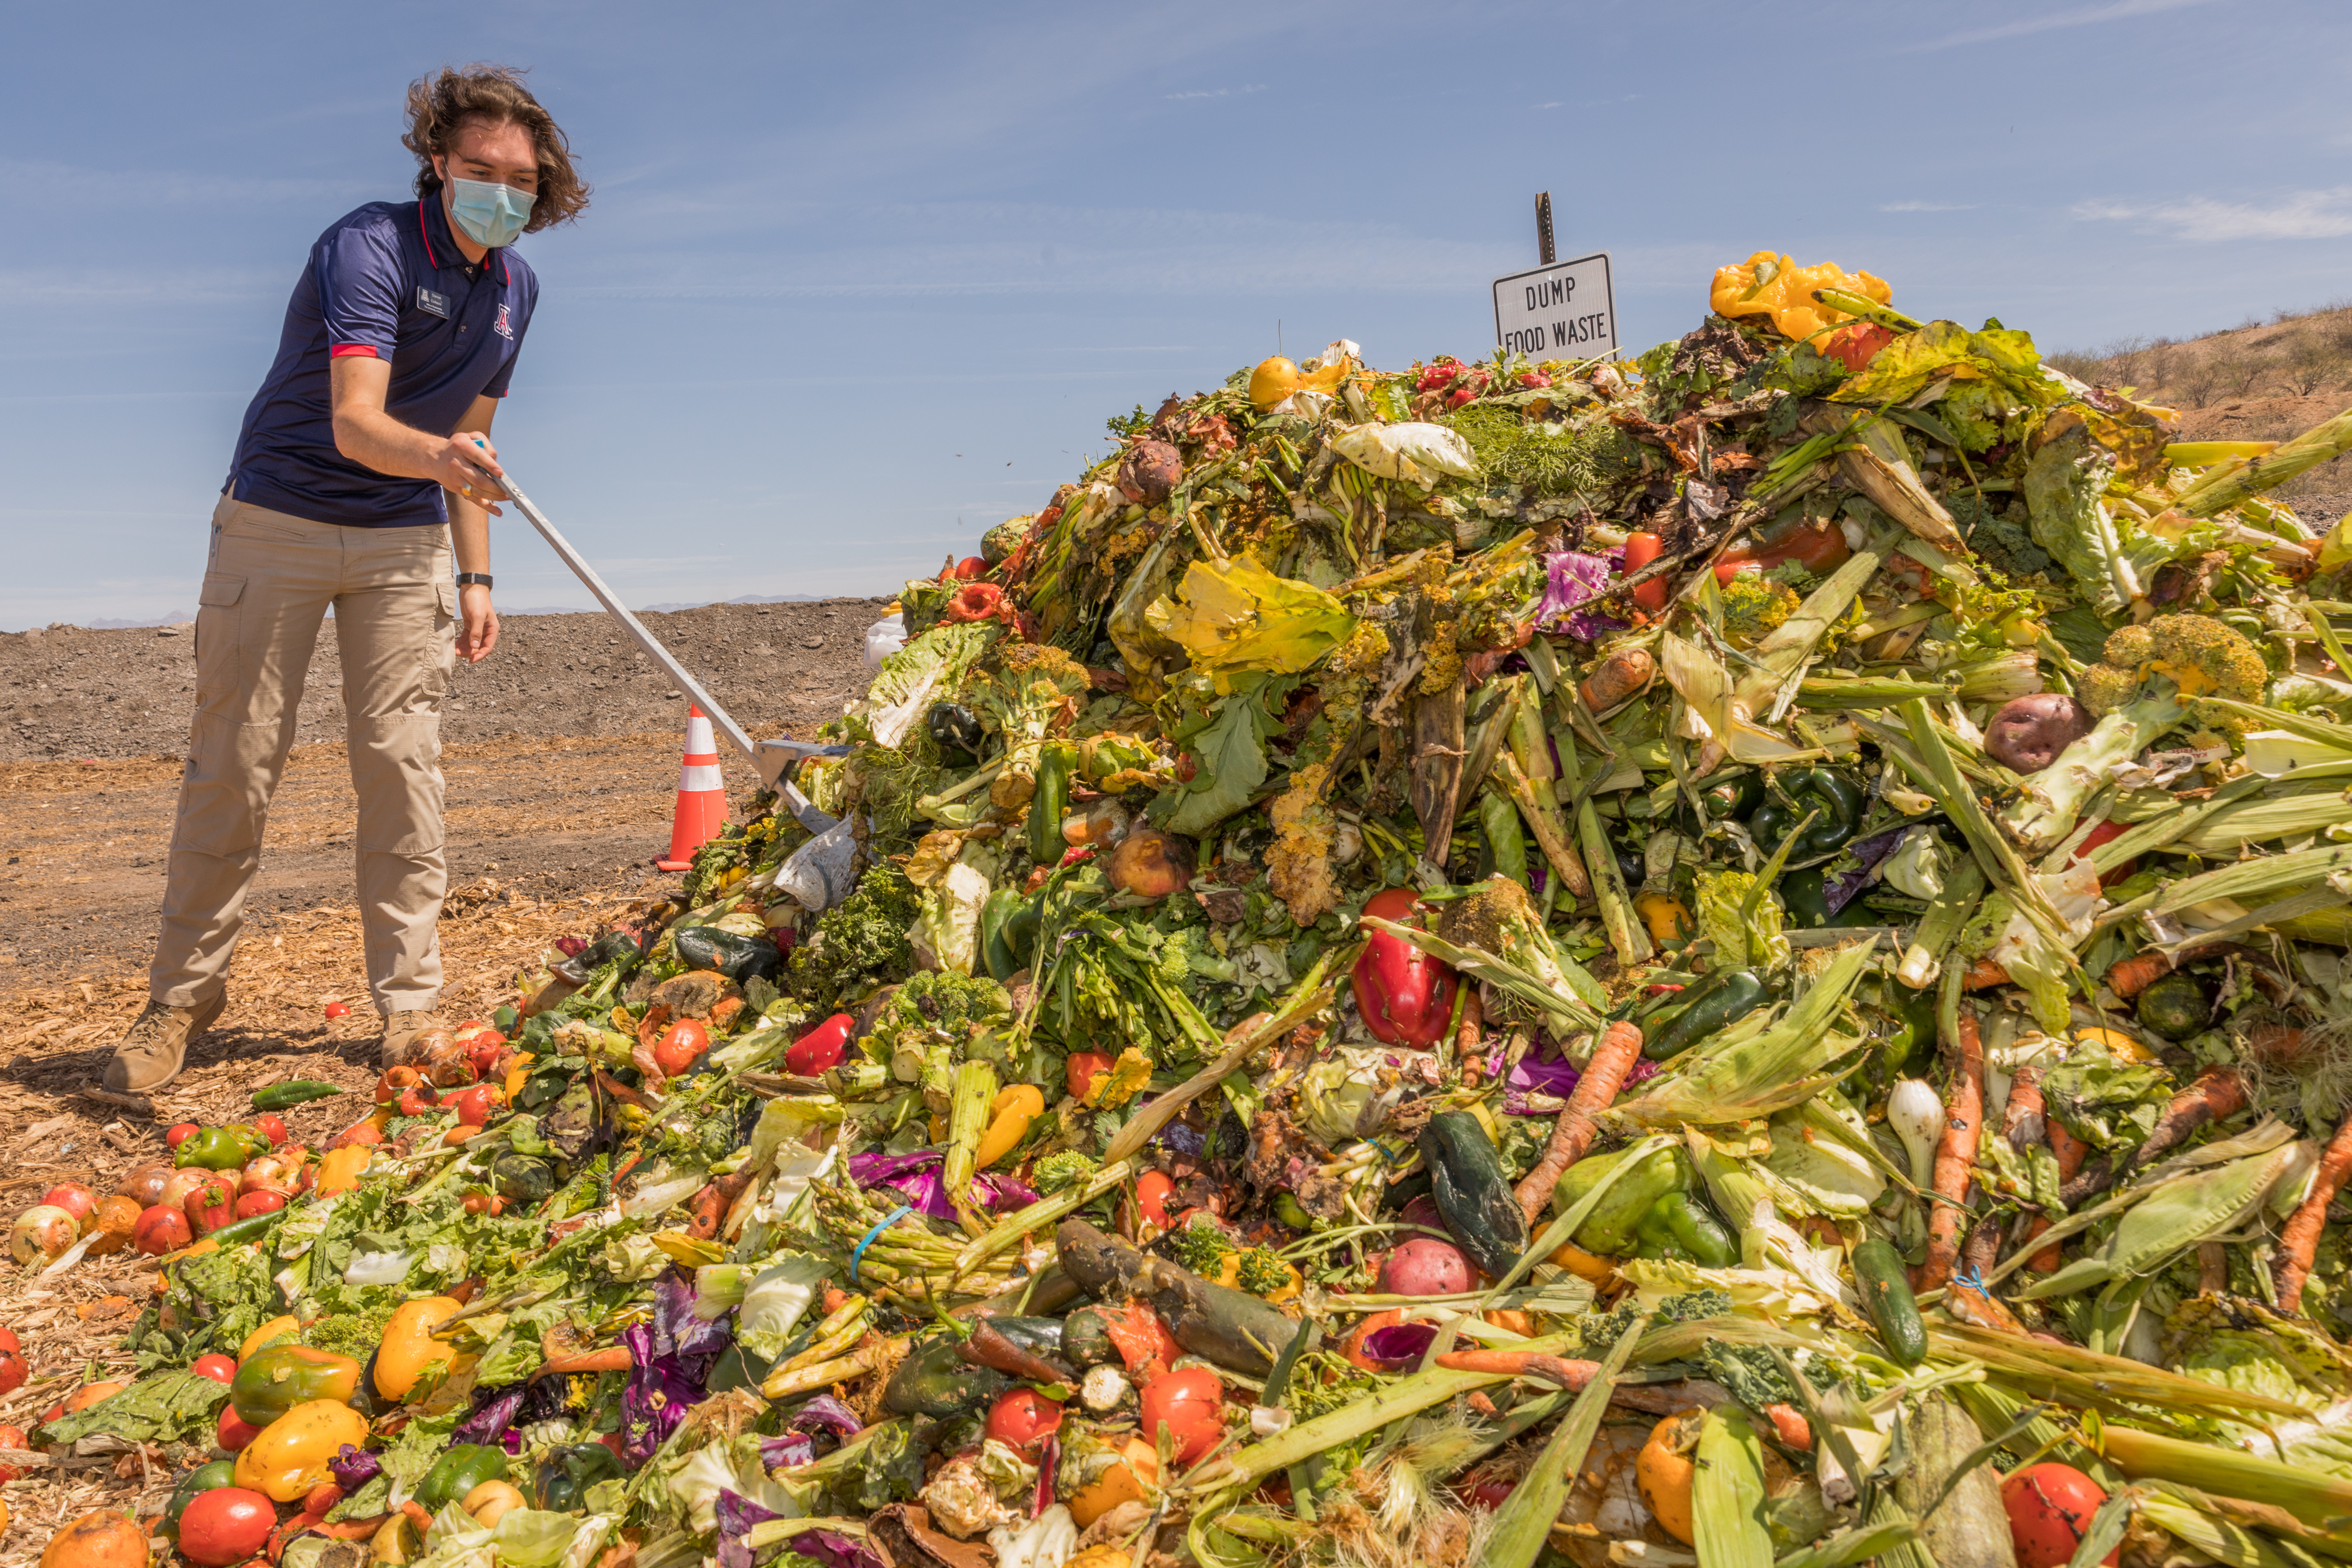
left=789, top=1395, right=864, bottom=1440
left=791, top=1531, right=891, bottom=1568
left=618, top=1273, right=738, bottom=1465
left=453, top=1386, right=528, bottom=1449
left=1033, top=1432, right=1060, bottom=1519
left=1356, top=1322, right=1439, bottom=1372
left=757, top=1432, right=815, bottom=1471
left=715, top=1491, right=786, bottom=1568
left=1821, top=826, right=1906, bottom=915
left=848, top=1150, right=1037, bottom=1220
left=1503, top=1054, right=1582, bottom=1114
left=328, top=1444, right=381, bottom=1490
left=1537, top=551, right=1627, bottom=643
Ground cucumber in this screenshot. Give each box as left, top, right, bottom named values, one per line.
left=1061, top=1305, right=1122, bottom=1368
left=1853, top=1237, right=1927, bottom=1367
left=252, top=1080, right=343, bottom=1110
left=1418, top=1111, right=1528, bottom=1279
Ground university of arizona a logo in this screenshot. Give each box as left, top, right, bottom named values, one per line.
left=493, top=304, right=514, bottom=341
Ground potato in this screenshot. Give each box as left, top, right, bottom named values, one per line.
left=1984, top=693, right=2094, bottom=773
left=1376, top=1237, right=1476, bottom=1296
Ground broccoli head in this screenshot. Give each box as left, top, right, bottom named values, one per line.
left=788, top=865, right=922, bottom=1010
left=1032, top=1151, right=1100, bottom=1195
left=871, top=969, right=1011, bottom=1052
left=2078, top=614, right=2266, bottom=718
left=1719, top=573, right=1799, bottom=649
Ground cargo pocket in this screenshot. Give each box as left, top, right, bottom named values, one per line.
left=193, top=574, right=245, bottom=698
left=421, top=581, right=459, bottom=701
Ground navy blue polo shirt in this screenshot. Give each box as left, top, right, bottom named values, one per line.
left=225, top=195, right=537, bottom=527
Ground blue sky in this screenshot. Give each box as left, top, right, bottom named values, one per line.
left=6, top=0, right=2352, bottom=630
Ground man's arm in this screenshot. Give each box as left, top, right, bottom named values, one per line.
left=331, top=360, right=502, bottom=663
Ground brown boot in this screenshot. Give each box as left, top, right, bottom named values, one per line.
left=103, top=995, right=226, bottom=1093
left=379, top=1010, right=453, bottom=1072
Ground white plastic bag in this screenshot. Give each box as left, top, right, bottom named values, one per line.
left=863, top=612, right=907, bottom=668
left=776, top=814, right=862, bottom=912
left=1327, top=421, right=1477, bottom=484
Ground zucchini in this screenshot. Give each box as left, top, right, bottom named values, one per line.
left=672, top=925, right=782, bottom=983
left=1419, top=1110, right=1528, bottom=1279
left=1853, top=1237, right=1927, bottom=1367
left=1893, top=1393, right=2019, bottom=1568
left=1062, top=1305, right=1123, bottom=1368
left=883, top=1332, right=1008, bottom=1416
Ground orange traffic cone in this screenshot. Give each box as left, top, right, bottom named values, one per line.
left=656, top=706, right=728, bottom=871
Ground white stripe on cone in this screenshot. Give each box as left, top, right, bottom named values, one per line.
left=677, top=764, right=726, bottom=792
left=658, top=704, right=730, bottom=868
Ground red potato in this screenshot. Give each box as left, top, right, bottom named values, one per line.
left=1985, top=694, right=2096, bottom=774
left=1377, top=1237, right=1477, bottom=1297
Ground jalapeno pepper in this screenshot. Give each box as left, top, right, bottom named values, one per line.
left=1028, top=741, right=1078, bottom=865
left=1779, top=866, right=1881, bottom=930
left=173, top=1125, right=268, bottom=1172
left=1633, top=1190, right=1739, bottom=1267
left=1746, top=768, right=1864, bottom=862
left=1637, top=966, right=1768, bottom=1061
left=1876, top=990, right=1940, bottom=1079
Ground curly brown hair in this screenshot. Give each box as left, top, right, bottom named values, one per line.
left=402, top=64, right=588, bottom=233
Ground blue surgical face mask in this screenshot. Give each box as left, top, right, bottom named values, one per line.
left=446, top=176, right=535, bottom=249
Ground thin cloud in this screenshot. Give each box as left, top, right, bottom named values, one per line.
left=1165, top=83, right=1266, bottom=100
left=1911, top=0, right=2215, bottom=50
left=1880, top=201, right=1976, bottom=213
left=2075, top=187, right=2352, bottom=241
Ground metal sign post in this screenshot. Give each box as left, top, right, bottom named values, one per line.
left=1535, top=192, right=1556, bottom=266
left=490, top=467, right=844, bottom=833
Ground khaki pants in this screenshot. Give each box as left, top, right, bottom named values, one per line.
left=151, top=494, right=458, bottom=1016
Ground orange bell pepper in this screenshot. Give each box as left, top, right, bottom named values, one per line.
left=1709, top=252, right=1891, bottom=343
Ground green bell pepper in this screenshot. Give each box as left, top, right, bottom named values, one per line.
left=979, top=887, right=1027, bottom=982
left=1746, top=768, right=1864, bottom=862
left=1553, top=1144, right=1689, bottom=1255
left=417, top=1444, right=510, bottom=1512
left=1027, top=741, right=1078, bottom=865
left=160, top=1459, right=238, bottom=1541
left=531, top=1442, right=624, bottom=1513
left=1680, top=772, right=1763, bottom=833
left=173, top=1125, right=267, bottom=1171
left=1633, top=1190, right=1739, bottom=1267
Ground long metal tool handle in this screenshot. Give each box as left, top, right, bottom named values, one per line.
left=490, top=466, right=838, bottom=831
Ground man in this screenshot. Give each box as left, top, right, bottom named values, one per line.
left=104, top=65, right=589, bottom=1093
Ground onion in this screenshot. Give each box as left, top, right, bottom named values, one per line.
left=9, top=1206, right=78, bottom=1267
left=1888, top=1078, right=1943, bottom=1188
left=83, top=1196, right=140, bottom=1258
left=115, top=1161, right=173, bottom=1208
left=1107, top=829, right=1194, bottom=902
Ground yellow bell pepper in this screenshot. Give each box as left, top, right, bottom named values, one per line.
left=316, top=1145, right=371, bottom=1196
left=374, top=1296, right=464, bottom=1401
left=1709, top=252, right=1891, bottom=343
left=975, top=1084, right=1046, bottom=1169
left=1634, top=892, right=1694, bottom=944
left=239, top=1314, right=303, bottom=1365
left=504, top=1051, right=535, bottom=1100
left=235, top=1399, right=369, bottom=1501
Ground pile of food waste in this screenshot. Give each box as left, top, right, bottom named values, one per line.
left=29, top=251, right=2352, bottom=1568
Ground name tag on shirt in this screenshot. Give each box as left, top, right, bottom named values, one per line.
left=415, top=287, right=451, bottom=319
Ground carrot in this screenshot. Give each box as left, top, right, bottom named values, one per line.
left=1513, top=1019, right=1646, bottom=1224
left=2001, top=1062, right=2045, bottom=1149
left=529, top=1346, right=632, bottom=1382
left=1578, top=649, right=1655, bottom=713
left=1761, top=1403, right=1813, bottom=1451
left=2104, top=951, right=2173, bottom=1001
left=2025, top=1115, right=2090, bottom=1272
left=1455, top=988, right=1485, bottom=1065
left=2276, top=1107, right=2352, bottom=1314
left=1914, top=1006, right=1984, bottom=1294
left=1433, top=1349, right=1600, bottom=1388
left=1962, top=957, right=2009, bottom=992
left=2058, top=1066, right=2248, bottom=1208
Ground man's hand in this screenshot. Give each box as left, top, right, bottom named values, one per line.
left=433, top=431, right=509, bottom=516
left=457, top=583, right=500, bottom=663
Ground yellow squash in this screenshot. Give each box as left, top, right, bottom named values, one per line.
left=235, top=1400, right=369, bottom=1502
left=374, top=1296, right=464, bottom=1401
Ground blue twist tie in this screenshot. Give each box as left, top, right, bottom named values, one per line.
left=851, top=1204, right=915, bottom=1285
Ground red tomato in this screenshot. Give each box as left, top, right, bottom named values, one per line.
left=984, top=1388, right=1065, bottom=1462
left=953, top=557, right=988, bottom=581
left=135, top=1204, right=192, bottom=1256
left=1819, top=322, right=1895, bottom=373
left=178, top=1485, right=278, bottom=1567
left=397, top=1083, right=440, bottom=1118
left=1716, top=512, right=1852, bottom=582
left=455, top=1022, right=508, bottom=1078
left=2001, top=1463, right=2116, bottom=1568
left=786, top=1014, right=854, bottom=1077
left=190, top=1354, right=237, bottom=1386
left=1065, top=1051, right=1116, bottom=1103
left=40, top=1183, right=95, bottom=1225
left=166, top=1123, right=201, bottom=1151
left=0, top=1329, right=26, bottom=1397
left=653, top=1019, right=711, bottom=1077
left=251, top=1114, right=288, bottom=1148
left=1463, top=1473, right=1516, bottom=1509
left=1133, top=1170, right=1177, bottom=1233
left=324, top=1001, right=352, bottom=1019
left=2068, top=819, right=2137, bottom=887
left=446, top=1084, right=502, bottom=1127
left=1622, top=531, right=1669, bottom=613
left=0, top=1423, right=24, bottom=1480
left=232, top=1190, right=286, bottom=1221
left=1139, top=1367, right=1225, bottom=1466
left=216, top=1404, right=263, bottom=1452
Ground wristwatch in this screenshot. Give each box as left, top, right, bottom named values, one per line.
left=455, top=573, right=493, bottom=589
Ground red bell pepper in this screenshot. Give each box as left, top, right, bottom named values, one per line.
left=1353, top=887, right=1458, bottom=1048
left=786, top=1013, right=854, bottom=1077
left=2068, top=819, right=2137, bottom=888
left=1622, top=532, right=1669, bottom=614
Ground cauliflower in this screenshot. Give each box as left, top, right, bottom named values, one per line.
left=2077, top=614, right=2266, bottom=718
left=1720, top=573, right=1799, bottom=649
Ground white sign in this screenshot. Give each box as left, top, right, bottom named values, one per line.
left=1492, top=251, right=1616, bottom=362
